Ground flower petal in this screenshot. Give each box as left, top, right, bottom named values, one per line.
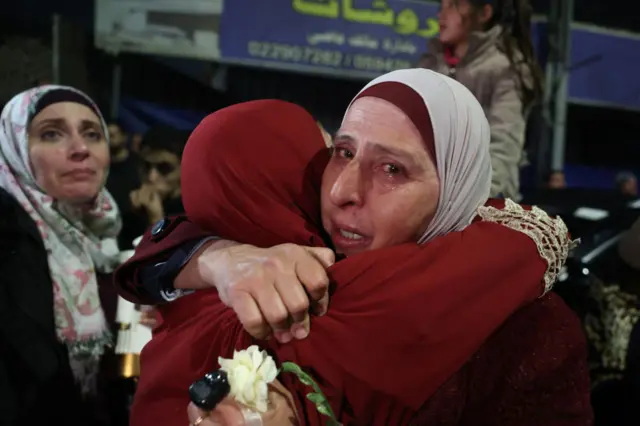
left=218, top=356, right=233, bottom=372
left=257, top=355, right=278, bottom=383
left=255, top=398, right=268, bottom=413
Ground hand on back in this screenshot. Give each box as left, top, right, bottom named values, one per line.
left=198, top=243, right=335, bottom=342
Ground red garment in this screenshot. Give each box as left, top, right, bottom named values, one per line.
left=124, top=100, right=587, bottom=425
left=443, top=46, right=460, bottom=68
left=412, top=293, right=593, bottom=426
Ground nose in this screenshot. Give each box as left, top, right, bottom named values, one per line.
left=148, top=168, right=161, bottom=184
left=329, top=161, right=364, bottom=208
left=68, top=133, right=90, bottom=162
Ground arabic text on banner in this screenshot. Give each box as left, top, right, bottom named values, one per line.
left=219, top=0, right=440, bottom=77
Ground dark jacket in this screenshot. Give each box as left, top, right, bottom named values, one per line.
left=0, top=187, right=113, bottom=426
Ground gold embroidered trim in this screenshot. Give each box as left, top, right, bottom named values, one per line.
left=477, top=199, right=578, bottom=296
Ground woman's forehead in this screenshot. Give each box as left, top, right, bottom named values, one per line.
left=31, top=102, right=100, bottom=126
left=339, top=98, right=427, bottom=155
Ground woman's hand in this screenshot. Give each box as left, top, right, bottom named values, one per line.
left=195, top=242, right=335, bottom=342
left=187, top=380, right=299, bottom=425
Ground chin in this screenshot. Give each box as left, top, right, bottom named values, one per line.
left=439, top=34, right=453, bottom=45
left=66, top=194, right=100, bottom=205
left=58, top=186, right=101, bottom=205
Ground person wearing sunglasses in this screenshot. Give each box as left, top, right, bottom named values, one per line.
left=130, top=125, right=188, bottom=226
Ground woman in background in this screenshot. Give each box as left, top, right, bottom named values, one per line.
left=0, top=86, right=122, bottom=425
left=420, top=0, right=544, bottom=200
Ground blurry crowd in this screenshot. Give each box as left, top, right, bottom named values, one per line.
left=546, top=168, right=638, bottom=199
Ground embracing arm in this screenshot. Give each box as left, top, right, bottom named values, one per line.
left=268, top=200, right=574, bottom=422
left=113, top=216, right=226, bottom=303
left=113, top=216, right=334, bottom=341
left=130, top=201, right=575, bottom=425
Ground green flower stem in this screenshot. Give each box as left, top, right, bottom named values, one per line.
left=281, top=361, right=339, bottom=424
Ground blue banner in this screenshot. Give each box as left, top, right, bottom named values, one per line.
left=220, top=1, right=640, bottom=111
left=118, top=98, right=206, bottom=134
left=219, top=0, right=440, bottom=77
left=568, top=26, right=640, bottom=111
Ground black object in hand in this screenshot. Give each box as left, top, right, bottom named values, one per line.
left=189, top=370, right=231, bottom=411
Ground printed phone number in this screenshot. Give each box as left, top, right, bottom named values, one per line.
left=247, top=41, right=412, bottom=73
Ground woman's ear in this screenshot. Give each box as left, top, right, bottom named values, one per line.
left=478, top=4, right=494, bottom=25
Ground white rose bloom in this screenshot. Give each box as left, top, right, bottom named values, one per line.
left=218, top=345, right=278, bottom=412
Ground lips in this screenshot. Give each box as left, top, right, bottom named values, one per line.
left=330, top=222, right=372, bottom=254
left=63, top=169, right=96, bottom=179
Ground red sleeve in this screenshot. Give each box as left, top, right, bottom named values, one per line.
left=458, top=294, right=593, bottom=426
left=267, top=220, right=550, bottom=424
left=130, top=200, right=569, bottom=425
left=113, top=216, right=211, bottom=303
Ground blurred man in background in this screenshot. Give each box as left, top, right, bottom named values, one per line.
left=547, top=170, right=567, bottom=189
left=106, top=122, right=142, bottom=249
left=616, top=171, right=638, bottom=199
left=130, top=126, right=188, bottom=226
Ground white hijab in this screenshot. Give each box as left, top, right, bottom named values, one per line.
left=345, top=68, right=492, bottom=243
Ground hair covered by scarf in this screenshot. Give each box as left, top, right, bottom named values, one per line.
left=0, top=85, right=122, bottom=394
left=348, top=68, right=493, bottom=243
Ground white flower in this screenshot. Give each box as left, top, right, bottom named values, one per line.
left=218, top=345, right=278, bottom=412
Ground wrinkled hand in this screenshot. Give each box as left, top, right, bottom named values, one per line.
left=198, top=243, right=335, bottom=342
left=187, top=380, right=298, bottom=425
left=129, top=184, right=164, bottom=223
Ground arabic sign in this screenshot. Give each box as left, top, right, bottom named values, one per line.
left=219, top=0, right=440, bottom=78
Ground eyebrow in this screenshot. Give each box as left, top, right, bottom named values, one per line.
left=32, top=118, right=66, bottom=128
left=334, top=133, right=423, bottom=169
left=33, top=118, right=102, bottom=129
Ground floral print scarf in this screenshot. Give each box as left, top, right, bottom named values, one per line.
left=0, top=86, right=122, bottom=395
